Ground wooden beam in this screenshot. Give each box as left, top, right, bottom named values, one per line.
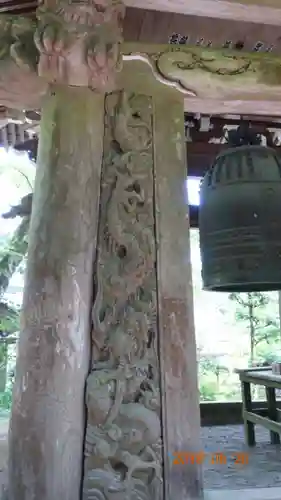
left=186, top=142, right=281, bottom=175
left=186, top=114, right=281, bottom=130
left=124, top=8, right=281, bottom=53
left=227, top=0, right=281, bottom=8
left=154, top=87, right=203, bottom=500
left=244, top=410, right=281, bottom=433
left=184, top=98, right=281, bottom=116
left=124, top=0, right=281, bottom=26
left=1, top=0, right=281, bottom=27
left=123, top=43, right=281, bottom=108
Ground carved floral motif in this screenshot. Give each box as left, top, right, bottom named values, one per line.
left=82, top=91, right=163, bottom=500
left=35, top=0, right=125, bottom=90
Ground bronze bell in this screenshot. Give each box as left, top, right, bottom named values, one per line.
left=199, top=144, right=281, bottom=292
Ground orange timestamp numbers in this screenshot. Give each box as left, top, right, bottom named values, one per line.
left=169, top=451, right=249, bottom=466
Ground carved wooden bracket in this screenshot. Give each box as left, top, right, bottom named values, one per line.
left=122, top=43, right=281, bottom=101
left=35, top=0, right=125, bottom=89
left=0, top=0, right=125, bottom=109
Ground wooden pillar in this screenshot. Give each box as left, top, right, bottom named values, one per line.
left=8, top=87, right=104, bottom=500
left=154, top=95, right=203, bottom=499
left=6, top=8, right=201, bottom=497
left=7, top=1, right=125, bottom=499
left=82, top=60, right=203, bottom=500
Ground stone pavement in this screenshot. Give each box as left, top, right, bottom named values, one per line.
left=202, top=424, right=281, bottom=489
left=205, top=488, right=281, bottom=500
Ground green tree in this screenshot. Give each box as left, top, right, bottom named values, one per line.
left=199, top=379, right=218, bottom=401
left=229, top=292, right=280, bottom=365
left=0, top=205, right=31, bottom=337
left=199, top=352, right=229, bottom=393
left=0, top=216, right=30, bottom=297
left=0, top=154, right=34, bottom=410
left=0, top=154, right=34, bottom=338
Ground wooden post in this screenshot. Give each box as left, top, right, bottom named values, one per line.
left=7, top=0, right=125, bottom=497
left=8, top=86, right=105, bottom=500
left=81, top=60, right=203, bottom=500
left=241, top=380, right=256, bottom=446
left=153, top=93, right=203, bottom=500
left=6, top=16, right=202, bottom=496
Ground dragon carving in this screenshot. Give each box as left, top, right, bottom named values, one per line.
left=82, top=91, right=163, bottom=500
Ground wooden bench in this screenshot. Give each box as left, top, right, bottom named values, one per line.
left=237, top=367, right=281, bottom=447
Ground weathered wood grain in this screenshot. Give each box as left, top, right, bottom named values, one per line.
left=153, top=89, right=203, bottom=500
left=8, top=86, right=104, bottom=500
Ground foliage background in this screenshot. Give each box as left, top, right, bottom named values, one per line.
left=0, top=150, right=34, bottom=413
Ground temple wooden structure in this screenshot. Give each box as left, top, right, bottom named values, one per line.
left=1, top=0, right=281, bottom=499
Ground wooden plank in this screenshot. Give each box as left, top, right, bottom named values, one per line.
left=244, top=410, right=281, bottom=433
left=191, top=115, right=281, bottom=129
left=241, top=376, right=281, bottom=389
left=124, top=7, right=281, bottom=53
left=153, top=84, right=203, bottom=499
left=266, top=387, right=280, bottom=444
left=123, top=44, right=281, bottom=115
left=236, top=366, right=271, bottom=373
left=119, top=59, right=203, bottom=500
left=241, top=381, right=255, bottom=446
left=187, top=141, right=281, bottom=177
left=124, top=0, right=281, bottom=26
left=2, top=0, right=281, bottom=26
left=239, top=371, right=281, bottom=388
left=123, top=7, right=144, bottom=41
left=184, top=98, right=281, bottom=116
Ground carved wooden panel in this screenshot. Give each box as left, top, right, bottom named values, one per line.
left=83, top=90, right=163, bottom=500
left=113, top=60, right=203, bottom=499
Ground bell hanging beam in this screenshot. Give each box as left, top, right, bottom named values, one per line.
left=199, top=125, right=281, bottom=293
